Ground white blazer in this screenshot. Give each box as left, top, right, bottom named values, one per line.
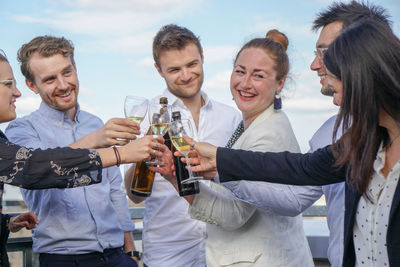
left=189, top=105, right=314, bottom=267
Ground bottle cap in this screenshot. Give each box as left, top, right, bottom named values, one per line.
left=172, top=111, right=181, bottom=120
left=160, top=97, right=168, bottom=104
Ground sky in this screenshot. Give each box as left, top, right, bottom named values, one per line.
left=1, top=0, right=399, bottom=154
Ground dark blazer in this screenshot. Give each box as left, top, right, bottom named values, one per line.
left=216, top=146, right=400, bottom=267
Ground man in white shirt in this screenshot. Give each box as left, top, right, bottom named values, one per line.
left=124, top=24, right=241, bottom=267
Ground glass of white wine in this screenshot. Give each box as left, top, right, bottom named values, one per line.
left=169, top=119, right=203, bottom=184
left=124, top=96, right=149, bottom=127
left=146, top=102, right=171, bottom=166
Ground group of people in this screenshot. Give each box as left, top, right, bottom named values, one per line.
left=0, top=1, right=398, bottom=267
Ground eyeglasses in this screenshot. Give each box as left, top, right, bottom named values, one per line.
left=313, top=47, right=328, bottom=60
left=0, top=79, right=17, bottom=90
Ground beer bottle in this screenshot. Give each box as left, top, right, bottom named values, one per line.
left=171, top=111, right=199, bottom=196
left=131, top=127, right=155, bottom=197
left=159, top=97, right=172, bottom=149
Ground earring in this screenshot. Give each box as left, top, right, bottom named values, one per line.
left=274, top=92, right=282, bottom=110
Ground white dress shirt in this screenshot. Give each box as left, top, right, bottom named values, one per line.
left=354, top=143, right=400, bottom=267
left=141, top=90, right=241, bottom=267
left=190, top=106, right=314, bottom=267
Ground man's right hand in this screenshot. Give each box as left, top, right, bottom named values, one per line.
left=70, top=118, right=140, bottom=149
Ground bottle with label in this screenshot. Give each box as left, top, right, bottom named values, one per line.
left=131, top=127, right=155, bottom=197
left=171, top=111, right=199, bottom=196
left=159, top=97, right=172, bottom=149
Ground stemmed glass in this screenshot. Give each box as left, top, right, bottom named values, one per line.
left=124, top=96, right=148, bottom=129
left=169, top=119, right=203, bottom=184
left=146, top=102, right=171, bottom=166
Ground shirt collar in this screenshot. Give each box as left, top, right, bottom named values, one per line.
left=374, top=142, right=386, bottom=172
left=38, top=101, right=81, bottom=124
left=159, top=89, right=212, bottom=110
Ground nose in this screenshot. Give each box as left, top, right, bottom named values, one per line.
left=241, top=74, right=252, bottom=89
left=310, top=56, right=322, bottom=71
left=181, top=68, right=191, bottom=81
left=13, top=86, right=21, bottom=98
left=56, top=76, right=68, bottom=89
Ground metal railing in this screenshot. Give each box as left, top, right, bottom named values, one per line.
left=7, top=206, right=330, bottom=266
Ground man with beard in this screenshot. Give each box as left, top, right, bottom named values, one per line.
left=6, top=36, right=140, bottom=267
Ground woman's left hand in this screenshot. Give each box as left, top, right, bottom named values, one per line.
left=8, top=211, right=39, bottom=233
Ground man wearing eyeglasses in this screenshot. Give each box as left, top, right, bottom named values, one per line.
left=307, top=2, right=391, bottom=266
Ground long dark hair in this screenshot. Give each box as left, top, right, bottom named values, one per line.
left=324, top=20, right=400, bottom=194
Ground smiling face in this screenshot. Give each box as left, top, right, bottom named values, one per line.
left=231, top=48, right=285, bottom=127
left=0, top=61, right=21, bottom=123
left=326, top=69, right=343, bottom=106
left=155, top=43, right=204, bottom=100
left=26, top=52, right=79, bottom=118
left=310, top=21, right=343, bottom=96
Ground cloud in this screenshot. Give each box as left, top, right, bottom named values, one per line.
left=203, top=45, right=239, bottom=63
left=203, top=70, right=231, bottom=91
left=15, top=96, right=41, bottom=117
left=13, top=0, right=203, bottom=36
left=137, top=57, right=154, bottom=67
left=248, top=17, right=315, bottom=41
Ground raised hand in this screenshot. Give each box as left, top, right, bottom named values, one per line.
left=71, top=118, right=141, bottom=149
left=8, top=211, right=39, bottom=233
left=174, top=136, right=218, bottom=176
left=149, top=147, right=176, bottom=185
left=119, top=135, right=166, bottom=163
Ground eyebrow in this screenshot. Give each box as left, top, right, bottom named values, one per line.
left=41, top=64, right=73, bottom=82
left=235, top=65, right=267, bottom=73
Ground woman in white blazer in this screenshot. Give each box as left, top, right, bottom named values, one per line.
left=162, top=30, right=315, bottom=266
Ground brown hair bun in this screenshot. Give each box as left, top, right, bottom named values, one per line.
left=266, top=29, right=288, bottom=51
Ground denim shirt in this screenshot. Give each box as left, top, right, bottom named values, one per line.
left=5, top=102, right=134, bottom=254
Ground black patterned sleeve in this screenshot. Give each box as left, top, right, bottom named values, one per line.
left=0, top=137, right=102, bottom=190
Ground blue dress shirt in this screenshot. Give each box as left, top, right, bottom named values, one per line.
left=5, top=102, right=134, bottom=254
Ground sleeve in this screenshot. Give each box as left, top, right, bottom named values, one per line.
left=0, top=137, right=102, bottom=189
left=189, top=182, right=256, bottom=231
left=106, top=166, right=135, bottom=231
left=223, top=181, right=324, bottom=216
left=220, top=123, right=324, bottom=216
left=217, top=145, right=346, bottom=185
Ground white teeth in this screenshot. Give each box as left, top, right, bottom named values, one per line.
left=239, top=91, right=254, bottom=98
left=57, top=90, right=71, bottom=97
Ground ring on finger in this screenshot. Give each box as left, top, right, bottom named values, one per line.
left=190, top=141, right=197, bottom=148
left=155, top=143, right=159, bottom=149
left=152, top=149, right=156, bottom=157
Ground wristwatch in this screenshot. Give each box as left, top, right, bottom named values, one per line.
left=126, top=250, right=141, bottom=260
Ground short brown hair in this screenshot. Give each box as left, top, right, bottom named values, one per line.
left=0, top=50, right=9, bottom=63
left=17, top=36, right=75, bottom=83
left=152, top=24, right=202, bottom=68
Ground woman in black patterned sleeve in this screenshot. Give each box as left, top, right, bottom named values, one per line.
left=0, top=51, right=165, bottom=266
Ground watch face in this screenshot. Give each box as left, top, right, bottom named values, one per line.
left=127, top=251, right=141, bottom=260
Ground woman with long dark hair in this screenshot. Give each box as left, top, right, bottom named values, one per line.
left=182, top=20, right=400, bottom=266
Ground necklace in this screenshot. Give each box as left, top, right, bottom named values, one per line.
left=389, top=133, right=400, bottom=146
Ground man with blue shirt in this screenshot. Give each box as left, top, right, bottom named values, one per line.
left=6, top=36, right=139, bottom=267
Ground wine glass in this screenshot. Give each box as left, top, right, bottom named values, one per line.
left=124, top=96, right=149, bottom=130
left=169, top=119, right=203, bottom=184
left=146, top=102, right=171, bottom=166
